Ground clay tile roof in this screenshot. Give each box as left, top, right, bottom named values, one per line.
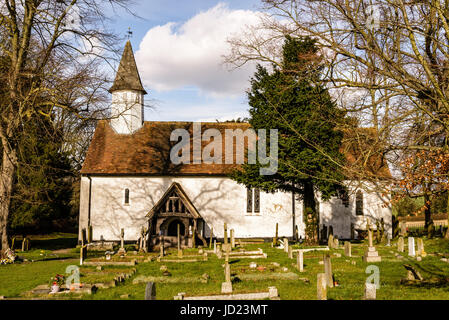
left=81, top=121, right=251, bottom=175
left=81, top=121, right=392, bottom=179
left=108, top=41, right=147, bottom=94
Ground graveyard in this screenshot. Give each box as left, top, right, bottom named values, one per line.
left=2, top=227, right=449, bottom=300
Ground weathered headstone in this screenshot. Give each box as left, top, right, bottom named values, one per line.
left=317, top=273, right=327, bottom=300
left=221, top=281, right=232, bottom=294
left=209, top=227, right=213, bottom=249
left=284, top=238, right=289, bottom=253
left=324, top=254, right=333, bottom=288
left=344, top=241, right=351, bottom=257
left=230, top=229, right=235, bottom=248
left=288, top=246, right=293, bottom=259
left=297, top=250, right=304, bottom=272
left=400, top=221, right=407, bottom=236
left=213, top=240, right=217, bottom=253
left=145, top=282, right=156, bottom=300
left=398, top=236, right=404, bottom=252
left=328, top=234, right=334, bottom=249
left=408, top=237, right=415, bottom=257
left=333, top=236, right=339, bottom=249
left=364, top=283, right=376, bottom=300
left=417, top=238, right=426, bottom=257
left=386, top=236, right=391, bottom=247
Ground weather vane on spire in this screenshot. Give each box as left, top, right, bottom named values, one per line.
left=127, top=27, right=133, bottom=39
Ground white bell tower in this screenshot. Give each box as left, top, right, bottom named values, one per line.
left=109, top=41, right=147, bottom=134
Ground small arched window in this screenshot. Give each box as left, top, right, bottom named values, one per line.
left=124, top=188, right=130, bottom=205
left=355, top=190, right=363, bottom=215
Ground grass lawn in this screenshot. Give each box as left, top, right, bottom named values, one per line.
left=2, top=233, right=449, bottom=300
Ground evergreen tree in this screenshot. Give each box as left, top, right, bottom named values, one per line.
left=230, top=36, right=346, bottom=244
left=8, top=113, right=75, bottom=234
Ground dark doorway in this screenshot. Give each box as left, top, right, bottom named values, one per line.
left=167, top=219, right=185, bottom=236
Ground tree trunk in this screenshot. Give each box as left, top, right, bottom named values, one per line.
left=445, top=192, right=449, bottom=239
left=0, top=146, right=17, bottom=253
left=424, top=192, right=431, bottom=229
left=303, top=181, right=317, bottom=244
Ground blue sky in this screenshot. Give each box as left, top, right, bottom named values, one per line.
left=106, top=1, right=263, bottom=122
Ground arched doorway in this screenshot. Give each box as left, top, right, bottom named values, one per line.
left=167, top=219, right=185, bottom=236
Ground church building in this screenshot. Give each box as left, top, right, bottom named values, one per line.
left=78, top=41, right=392, bottom=247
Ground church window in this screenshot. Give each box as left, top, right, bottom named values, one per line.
left=124, top=188, right=130, bottom=205
left=247, top=188, right=252, bottom=213
left=246, top=188, right=261, bottom=215
left=254, top=188, right=260, bottom=213
left=355, top=191, right=363, bottom=215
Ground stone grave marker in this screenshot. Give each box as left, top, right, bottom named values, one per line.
left=145, top=282, right=156, bottom=300
left=284, top=238, right=289, bottom=253
left=230, top=229, right=235, bottom=248
left=400, top=222, right=407, bottom=236
left=209, top=227, right=214, bottom=249
left=333, top=237, right=339, bottom=249
left=324, top=254, right=333, bottom=288
left=328, top=234, right=334, bottom=249
left=317, top=273, right=327, bottom=300
left=118, top=228, right=126, bottom=255
left=363, top=230, right=381, bottom=262
left=344, top=241, right=351, bottom=257
left=398, top=236, right=404, bottom=252
left=214, top=240, right=217, bottom=253
left=408, top=237, right=415, bottom=257
left=417, top=238, right=426, bottom=257
left=297, top=250, right=304, bottom=272
left=288, top=246, right=293, bottom=259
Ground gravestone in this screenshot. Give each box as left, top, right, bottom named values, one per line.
left=214, top=240, right=217, bottom=253
left=225, top=262, right=231, bottom=282
left=145, top=282, right=156, bottom=300
left=317, top=273, right=327, bottom=300
left=398, top=236, right=404, bottom=252
left=333, top=237, right=339, bottom=249
left=288, top=246, right=293, bottom=259
left=408, top=237, right=415, bottom=257
left=209, top=227, right=214, bottom=249
left=118, top=228, right=126, bottom=255
left=344, top=241, right=351, bottom=257
left=328, top=234, right=334, bottom=249
left=284, top=238, right=289, bottom=253
left=386, top=236, right=391, bottom=247
left=230, top=229, right=235, bottom=248
left=297, top=250, right=304, bottom=272
left=364, top=283, right=376, bottom=300
left=400, top=222, right=407, bottom=236
left=324, top=254, right=333, bottom=288
left=417, top=238, right=426, bottom=257
left=363, top=230, right=381, bottom=262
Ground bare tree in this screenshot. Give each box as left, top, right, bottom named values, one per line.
left=0, top=0, right=135, bottom=252
left=226, top=0, right=449, bottom=199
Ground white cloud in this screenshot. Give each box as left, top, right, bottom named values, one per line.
left=135, top=3, right=262, bottom=97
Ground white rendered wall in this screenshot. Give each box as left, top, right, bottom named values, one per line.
left=79, top=176, right=304, bottom=241
left=110, top=90, right=144, bottom=134
left=318, top=182, right=392, bottom=239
